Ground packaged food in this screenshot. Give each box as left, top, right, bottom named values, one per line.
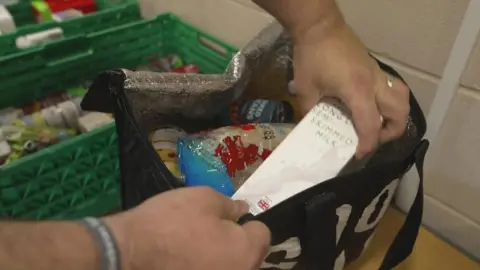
left=0, top=140, right=11, bottom=161
left=52, top=9, right=84, bottom=22
left=177, top=124, right=294, bottom=196
left=57, top=100, right=82, bottom=130
left=41, top=106, right=67, bottom=128
left=78, top=112, right=114, bottom=132
left=218, top=99, right=294, bottom=126
left=150, top=128, right=186, bottom=179
left=0, top=107, right=23, bottom=125
left=232, top=99, right=359, bottom=215
left=17, top=111, right=47, bottom=126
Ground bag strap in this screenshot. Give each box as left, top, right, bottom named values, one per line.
left=379, top=139, right=429, bottom=269
left=302, top=140, right=429, bottom=270
left=303, top=192, right=338, bottom=270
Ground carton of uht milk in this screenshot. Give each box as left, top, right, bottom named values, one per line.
left=232, top=98, right=358, bottom=215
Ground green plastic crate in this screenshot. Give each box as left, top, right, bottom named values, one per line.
left=0, top=0, right=141, bottom=109
left=0, top=13, right=237, bottom=220
left=2, top=0, right=140, bottom=56
left=1, top=0, right=140, bottom=56
left=5, top=1, right=36, bottom=27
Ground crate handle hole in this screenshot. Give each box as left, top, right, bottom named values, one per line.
left=198, top=35, right=227, bottom=57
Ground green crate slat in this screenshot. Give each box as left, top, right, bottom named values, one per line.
left=1, top=0, right=141, bottom=56
left=0, top=13, right=237, bottom=220
left=6, top=1, right=36, bottom=27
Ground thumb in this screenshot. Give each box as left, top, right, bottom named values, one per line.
left=242, top=221, right=271, bottom=267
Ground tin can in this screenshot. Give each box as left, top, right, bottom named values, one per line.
left=150, top=128, right=186, bottom=180
left=70, top=96, right=84, bottom=116
left=57, top=100, right=81, bottom=130
left=218, top=99, right=295, bottom=126
left=41, top=106, right=66, bottom=128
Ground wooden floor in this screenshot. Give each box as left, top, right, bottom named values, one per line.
left=346, top=208, right=480, bottom=270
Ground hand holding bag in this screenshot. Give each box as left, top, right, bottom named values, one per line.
left=82, top=21, right=429, bottom=270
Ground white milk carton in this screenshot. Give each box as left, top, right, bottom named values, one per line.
left=232, top=98, right=358, bottom=215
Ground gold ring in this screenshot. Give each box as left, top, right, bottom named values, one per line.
left=387, top=74, right=394, bottom=88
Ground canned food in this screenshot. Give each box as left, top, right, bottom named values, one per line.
left=18, top=111, right=46, bottom=126
left=57, top=100, right=81, bottom=129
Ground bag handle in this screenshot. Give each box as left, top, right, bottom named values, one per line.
left=302, top=139, right=429, bottom=270
left=379, top=139, right=429, bottom=269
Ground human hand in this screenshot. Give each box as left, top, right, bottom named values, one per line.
left=105, top=187, right=271, bottom=270
left=291, top=22, right=410, bottom=158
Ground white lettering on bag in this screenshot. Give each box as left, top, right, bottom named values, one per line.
left=333, top=204, right=352, bottom=270
left=354, top=179, right=399, bottom=233
left=261, top=237, right=301, bottom=269
left=260, top=180, right=399, bottom=270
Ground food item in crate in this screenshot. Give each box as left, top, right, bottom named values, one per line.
left=57, top=100, right=82, bottom=130
left=78, top=112, right=114, bottom=132
left=1, top=124, right=76, bottom=165
left=21, top=92, right=69, bottom=115
left=172, top=64, right=199, bottom=74
left=0, top=107, right=23, bottom=125
left=17, top=91, right=86, bottom=130
left=0, top=4, right=16, bottom=34
left=149, top=128, right=186, bottom=179
left=218, top=99, right=294, bottom=126
left=177, top=124, right=294, bottom=196
left=52, top=9, right=84, bottom=22
left=0, top=140, right=11, bottom=163
left=135, top=55, right=200, bottom=74
left=16, top=27, right=64, bottom=49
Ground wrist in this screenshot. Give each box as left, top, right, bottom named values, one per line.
left=291, top=7, right=347, bottom=45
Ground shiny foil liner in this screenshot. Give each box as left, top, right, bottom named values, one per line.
left=83, top=21, right=424, bottom=174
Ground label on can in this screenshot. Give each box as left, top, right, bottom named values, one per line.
left=220, top=100, right=294, bottom=125
left=57, top=100, right=80, bottom=129
left=151, top=128, right=186, bottom=151
left=41, top=106, right=66, bottom=128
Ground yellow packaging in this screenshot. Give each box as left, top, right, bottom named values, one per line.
left=150, top=128, right=186, bottom=179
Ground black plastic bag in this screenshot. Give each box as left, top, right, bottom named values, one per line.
left=82, top=22, right=428, bottom=270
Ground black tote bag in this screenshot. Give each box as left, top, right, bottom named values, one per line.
left=82, top=22, right=429, bottom=270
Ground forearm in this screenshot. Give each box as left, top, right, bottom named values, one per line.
left=0, top=220, right=100, bottom=270
left=253, top=0, right=346, bottom=41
